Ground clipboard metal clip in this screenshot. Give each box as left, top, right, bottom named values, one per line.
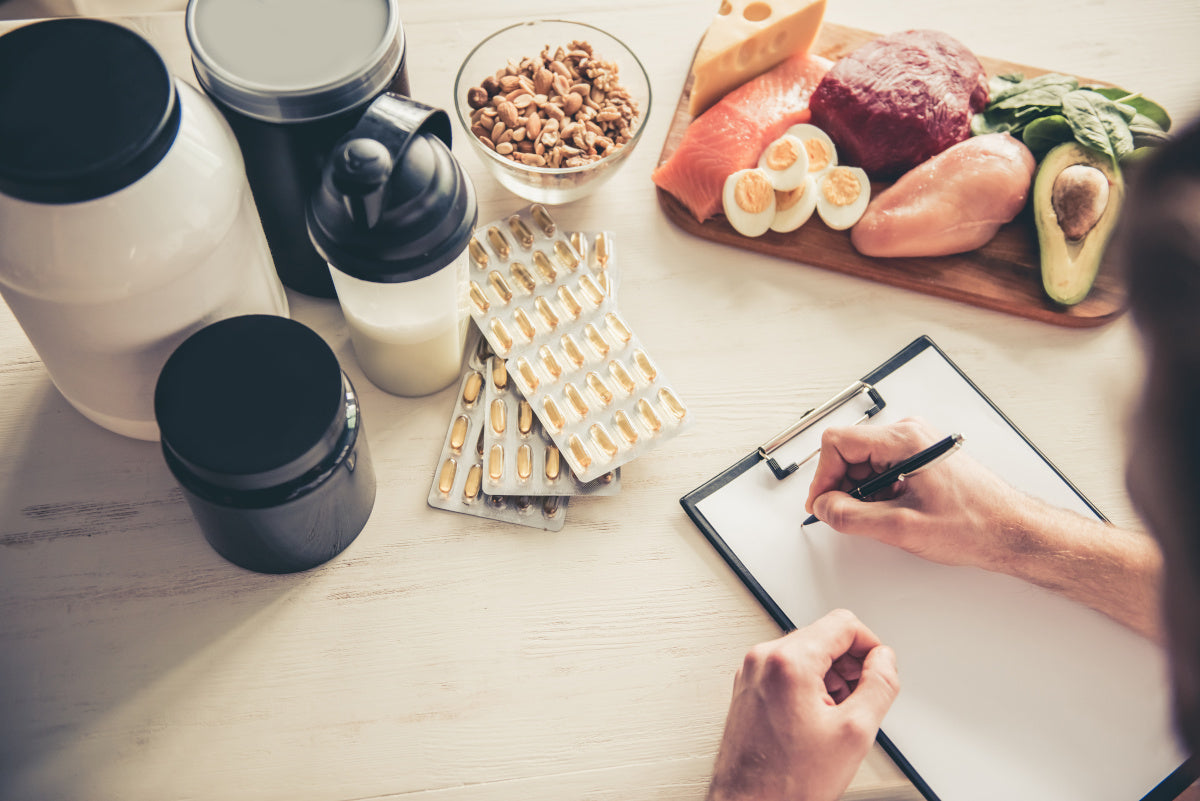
left=757, top=381, right=886, bottom=480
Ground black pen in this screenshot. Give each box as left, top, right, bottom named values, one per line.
left=801, top=433, right=965, bottom=527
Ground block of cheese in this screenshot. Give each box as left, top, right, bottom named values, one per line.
left=687, top=0, right=828, bottom=116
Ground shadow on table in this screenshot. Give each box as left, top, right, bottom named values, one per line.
left=0, top=377, right=302, bottom=798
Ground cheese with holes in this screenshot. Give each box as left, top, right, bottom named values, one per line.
left=687, top=0, right=827, bottom=116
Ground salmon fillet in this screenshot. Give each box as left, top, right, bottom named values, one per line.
left=653, top=52, right=833, bottom=223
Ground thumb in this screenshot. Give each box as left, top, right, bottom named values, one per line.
left=842, top=645, right=900, bottom=725
left=813, top=492, right=903, bottom=541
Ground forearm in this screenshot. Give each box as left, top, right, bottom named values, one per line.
left=990, top=495, right=1163, bottom=641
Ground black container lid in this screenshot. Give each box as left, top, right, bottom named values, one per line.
left=186, top=0, right=404, bottom=124
left=307, top=94, right=477, bottom=283
left=0, top=18, right=180, bottom=204
left=155, top=315, right=347, bottom=493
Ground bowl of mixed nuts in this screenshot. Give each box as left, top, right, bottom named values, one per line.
left=453, top=19, right=651, bottom=204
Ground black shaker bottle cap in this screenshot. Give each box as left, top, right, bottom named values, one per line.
left=306, top=94, right=478, bottom=283
left=155, top=315, right=347, bottom=494
left=0, top=18, right=180, bottom=204
left=186, top=0, right=405, bottom=123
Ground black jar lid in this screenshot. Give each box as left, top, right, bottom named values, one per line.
left=186, top=0, right=404, bottom=123
left=155, top=315, right=347, bottom=493
left=0, top=18, right=180, bottom=204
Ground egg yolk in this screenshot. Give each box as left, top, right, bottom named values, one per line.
left=775, top=183, right=806, bottom=212
left=822, top=167, right=860, bottom=207
left=805, top=138, right=831, bottom=171
left=735, top=170, right=773, bottom=214
left=764, top=138, right=800, bottom=171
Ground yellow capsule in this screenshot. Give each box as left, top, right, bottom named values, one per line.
left=488, top=495, right=506, bottom=509
left=614, top=409, right=639, bottom=444
left=462, top=371, right=483, bottom=405
left=560, top=333, right=585, bottom=367
left=539, top=344, right=562, bottom=379
left=535, top=296, right=559, bottom=329
left=488, top=443, right=504, bottom=480
left=514, top=307, right=537, bottom=341
left=438, top=457, right=457, bottom=494
left=608, top=360, right=636, bottom=395
left=488, top=270, right=513, bottom=303
left=516, top=495, right=533, bottom=512
left=490, top=318, right=514, bottom=354
left=518, top=400, right=533, bottom=435
left=584, top=323, right=609, bottom=357
left=585, top=371, right=613, bottom=406
left=605, top=311, right=632, bottom=344
left=486, top=226, right=509, bottom=259
left=578, top=274, right=604, bottom=306
left=570, top=231, right=587, bottom=265
left=542, top=396, right=566, bottom=432
left=532, top=249, right=557, bottom=282
left=633, top=349, right=657, bottom=382
left=449, top=414, right=469, bottom=452
left=531, top=203, right=556, bottom=236
left=598, top=471, right=616, bottom=484
left=567, top=434, right=592, bottom=471
left=509, top=261, right=536, bottom=294
left=597, top=272, right=612, bottom=296
left=564, top=382, right=589, bottom=418
left=545, top=446, right=561, bottom=480
left=589, top=423, right=618, bottom=458
left=543, top=496, right=562, bottom=518
left=659, top=387, right=688, bottom=420
left=469, top=281, right=490, bottom=313
left=556, top=285, right=582, bottom=319
left=507, top=215, right=534, bottom=249
left=554, top=239, right=580, bottom=270
left=492, top=356, right=508, bottom=389
left=515, top=356, right=540, bottom=392
left=490, top=398, right=506, bottom=434
left=468, top=236, right=488, bottom=268
left=637, top=397, right=662, bottom=432
left=517, top=443, right=532, bottom=479
left=595, top=231, right=612, bottom=268
left=463, top=464, right=482, bottom=501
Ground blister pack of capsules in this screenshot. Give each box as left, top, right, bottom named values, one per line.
left=482, top=354, right=620, bottom=496
left=426, top=328, right=569, bottom=531
left=468, top=204, right=691, bottom=482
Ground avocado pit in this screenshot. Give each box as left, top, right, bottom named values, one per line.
left=1051, top=164, right=1110, bottom=241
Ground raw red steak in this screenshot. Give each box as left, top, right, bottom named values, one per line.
left=810, top=29, right=988, bottom=179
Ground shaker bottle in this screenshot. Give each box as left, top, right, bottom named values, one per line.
left=307, top=95, right=478, bottom=397
left=186, top=0, right=410, bottom=299
left=0, top=19, right=288, bottom=441
left=155, top=315, right=376, bottom=574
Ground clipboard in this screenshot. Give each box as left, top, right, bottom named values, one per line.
left=681, top=336, right=1193, bottom=801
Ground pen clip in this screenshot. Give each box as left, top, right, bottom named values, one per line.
left=896, top=436, right=963, bottom=482
left=759, top=384, right=886, bottom=481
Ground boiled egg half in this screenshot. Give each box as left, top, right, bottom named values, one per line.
left=770, top=176, right=818, bottom=233
left=815, top=166, right=871, bottom=231
left=785, top=123, right=838, bottom=176
left=757, top=134, right=808, bottom=191
left=722, top=167, right=776, bottom=237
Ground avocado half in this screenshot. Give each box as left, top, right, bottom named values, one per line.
left=1034, top=142, right=1125, bottom=307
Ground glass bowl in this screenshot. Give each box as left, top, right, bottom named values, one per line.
left=453, top=19, right=651, bottom=205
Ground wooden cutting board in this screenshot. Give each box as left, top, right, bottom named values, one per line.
left=654, top=22, right=1126, bottom=327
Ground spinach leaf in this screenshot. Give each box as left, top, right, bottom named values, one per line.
left=1022, top=115, right=1073, bottom=155
left=988, top=73, right=1078, bottom=108
left=1091, top=87, right=1173, bottom=131
left=1061, top=89, right=1135, bottom=164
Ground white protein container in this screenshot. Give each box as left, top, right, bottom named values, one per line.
left=0, top=19, right=288, bottom=440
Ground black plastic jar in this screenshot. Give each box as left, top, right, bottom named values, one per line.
left=185, top=0, right=410, bottom=299
left=154, top=315, right=376, bottom=574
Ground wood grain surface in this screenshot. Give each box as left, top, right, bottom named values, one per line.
left=655, top=22, right=1127, bottom=328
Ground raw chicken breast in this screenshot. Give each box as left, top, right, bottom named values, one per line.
left=850, top=133, right=1036, bottom=258
left=653, top=52, right=832, bottom=223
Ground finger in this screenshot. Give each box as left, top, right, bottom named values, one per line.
left=831, top=652, right=864, bottom=684
left=793, top=609, right=883, bottom=668
left=805, top=424, right=928, bottom=513
left=811, top=491, right=912, bottom=545
left=840, top=645, right=900, bottom=723
left=824, top=668, right=850, bottom=703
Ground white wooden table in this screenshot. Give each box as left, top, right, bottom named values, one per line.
left=2, top=2, right=1198, bottom=800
